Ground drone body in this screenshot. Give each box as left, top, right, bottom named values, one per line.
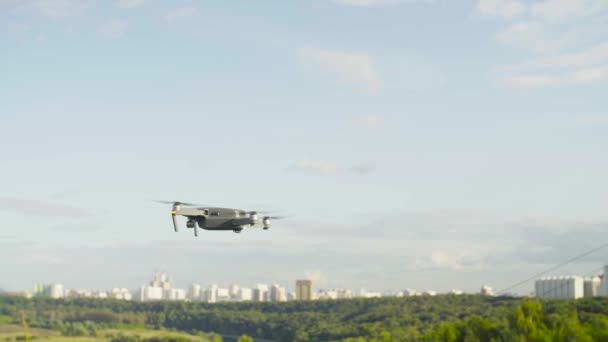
left=160, top=201, right=282, bottom=237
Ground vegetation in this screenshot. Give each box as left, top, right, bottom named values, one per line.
left=0, top=295, right=607, bottom=341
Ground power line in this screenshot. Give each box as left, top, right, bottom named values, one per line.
left=498, top=241, right=608, bottom=295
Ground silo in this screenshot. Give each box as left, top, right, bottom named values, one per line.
left=538, top=278, right=548, bottom=298
left=573, top=276, right=584, bottom=299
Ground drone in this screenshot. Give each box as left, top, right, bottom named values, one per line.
left=156, top=201, right=285, bottom=237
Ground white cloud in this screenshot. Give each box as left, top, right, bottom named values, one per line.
left=26, top=0, right=88, bottom=18
left=530, top=0, right=608, bottom=21
left=118, top=0, right=144, bottom=9
left=522, top=42, right=608, bottom=69
left=333, top=0, right=397, bottom=7
left=292, top=160, right=339, bottom=175
left=480, top=0, right=608, bottom=88
left=298, top=47, right=381, bottom=90
left=504, top=65, right=608, bottom=88
left=362, top=115, right=383, bottom=127
left=0, top=197, right=90, bottom=218
left=99, top=20, right=128, bottom=39
left=165, top=6, right=197, bottom=23
left=495, top=22, right=575, bottom=53
left=477, top=0, right=526, bottom=18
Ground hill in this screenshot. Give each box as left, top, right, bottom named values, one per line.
left=0, top=295, right=607, bottom=341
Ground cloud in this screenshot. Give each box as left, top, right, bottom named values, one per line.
left=361, top=115, right=383, bottom=127
left=165, top=6, right=197, bottom=23
left=333, top=0, right=398, bottom=7
left=479, top=0, right=608, bottom=88
left=99, top=20, right=128, bottom=39
left=118, top=0, right=144, bottom=9
left=350, top=163, right=375, bottom=175
left=495, top=22, right=575, bottom=53
left=290, top=160, right=376, bottom=175
left=510, top=42, right=608, bottom=70
left=477, top=0, right=526, bottom=18
left=332, top=0, right=434, bottom=7
left=530, top=0, right=608, bottom=21
left=291, top=160, right=339, bottom=175
left=503, top=65, right=608, bottom=88
left=25, top=0, right=89, bottom=18
left=297, top=47, right=381, bottom=91
left=0, top=197, right=90, bottom=218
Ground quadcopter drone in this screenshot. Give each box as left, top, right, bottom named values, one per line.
left=157, top=201, right=285, bottom=236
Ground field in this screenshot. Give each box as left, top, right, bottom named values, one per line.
left=0, top=324, right=218, bottom=342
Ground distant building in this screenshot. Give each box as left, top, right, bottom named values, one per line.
left=421, top=290, right=436, bottom=297
left=481, top=285, right=495, bottom=296
left=403, top=289, right=418, bottom=297
left=217, top=287, right=231, bottom=302
left=110, top=288, right=132, bottom=300
left=139, top=285, right=163, bottom=301
left=584, top=277, right=601, bottom=298
left=205, top=285, right=218, bottom=303
left=601, top=266, right=608, bottom=296
left=42, top=284, right=64, bottom=299
left=270, top=284, right=287, bottom=302
left=535, top=276, right=584, bottom=299
left=449, top=289, right=464, bottom=295
left=237, top=288, right=253, bottom=301
left=253, top=284, right=268, bottom=302
left=230, top=284, right=240, bottom=300
left=296, top=280, right=312, bottom=301
left=188, top=284, right=201, bottom=301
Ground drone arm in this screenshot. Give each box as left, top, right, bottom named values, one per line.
left=171, top=212, right=179, bottom=232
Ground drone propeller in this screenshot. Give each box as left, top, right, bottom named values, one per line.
left=154, top=200, right=206, bottom=207
left=264, top=215, right=289, bottom=220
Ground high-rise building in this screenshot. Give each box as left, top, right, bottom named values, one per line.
left=535, top=276, right=584, bottom=299
left=296, top=280, right=312, bottom=301
left=205, top=285, right=218, bottom=303
left=584, top=277, right=601, bottom=298
left=253, top=284, right=268, bottom=302
left=601, top=266, right=608, bottom=296
left=188, top=284, right=201, bottom=301
left=49, top=284, right=64, bottom=299
left=230, top=284, right=240, bottom=300
left=237, top=288, right=253, bottom=301
left=269, top=284, right=287, bottom=302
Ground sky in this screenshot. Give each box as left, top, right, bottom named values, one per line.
left=1, top=0, right=608, bottom=295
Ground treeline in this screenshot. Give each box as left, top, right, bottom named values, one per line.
left=0, top=295, right=607, bottom=341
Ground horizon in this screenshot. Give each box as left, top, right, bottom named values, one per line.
left=1, top=0, right=608, bottom=296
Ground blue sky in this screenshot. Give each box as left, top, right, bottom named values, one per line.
left=1, top=0, right=608, bottom=294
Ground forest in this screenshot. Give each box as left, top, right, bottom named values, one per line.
left=1, top=294, right=607, bottom=341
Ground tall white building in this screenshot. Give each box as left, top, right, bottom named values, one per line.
left=230, top=284, right=240, bottom=300
left=237, top=288, right=253, bottom=301
left=111, top=288, right=132, bottom=300
left=205, top=284, right=218, bottom=303
left=217, top=287, right=231, bottom=302
left=269, top=284, right=287, bottom=302
left=49, top=284, right=64, bottom=299
left=139, top=285, right=163, bottom=301
left=188, top=284, right=201, bottom=301
left=584, top=277, right=601, bottom=298
left=535, top=276, right=584, bottom=299
left=253, top=284, right=268, bottom=302
left=601, top=266, right=608, bottom=296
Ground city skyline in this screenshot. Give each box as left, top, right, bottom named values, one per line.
left=1, top=0, right=608, bottom=294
